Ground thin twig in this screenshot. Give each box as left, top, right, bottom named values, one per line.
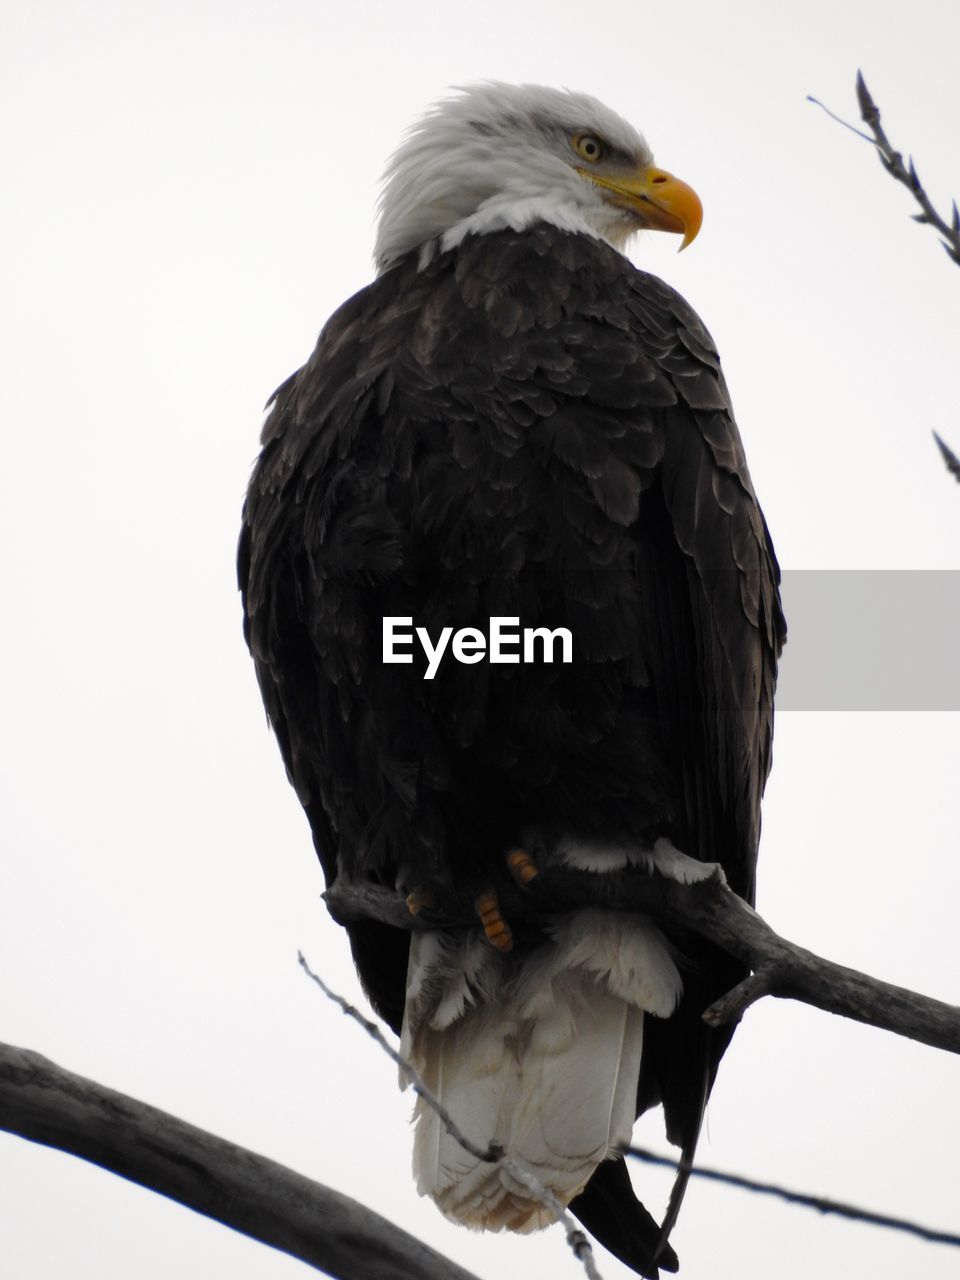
left=626, top=1147, right=960, bottom=1250
left=805, top=95, right=874, bottom=144
left=933, top=432, right=960, bottom=484
left=296, top=954, right=497, bottom=1166
left=298, top=954, right=604, bottom=1280
left=809, top=73, right=960, bottom=266
left=495, top=1157, right=602, bottom=1278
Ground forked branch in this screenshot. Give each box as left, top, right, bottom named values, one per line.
left=324, top=867, right=960, bottom=1056
left=808, top=72, right=960, bottom=266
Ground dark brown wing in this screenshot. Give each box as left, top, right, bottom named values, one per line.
left=238, top=225, right=784, bottom=1276
left=606, top=271, right=784, bottom=1267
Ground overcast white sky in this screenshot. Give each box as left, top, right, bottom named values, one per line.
left=2, top=1, right=959, bottom=1278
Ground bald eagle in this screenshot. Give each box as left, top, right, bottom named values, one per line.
left=239, top=84, right=784, bottom=1277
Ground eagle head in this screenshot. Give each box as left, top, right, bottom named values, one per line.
left=374, top=82, right=702, bottom=272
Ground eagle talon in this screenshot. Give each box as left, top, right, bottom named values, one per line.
left=506, top=847, right=539, bottom=887
left=475, top=889, right=514, bottom=952
left=405, top=886, right=436, bottom=916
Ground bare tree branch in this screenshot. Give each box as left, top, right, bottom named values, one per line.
left=323, top=867, right=960, bottom=1055
left=808, top=73, right=960, bottom=266
left=6, top=866, right=958, bottom=1280
left=298, top=955, right=605, bottom=1280
left=0, top=1041, right=482, bottom=1280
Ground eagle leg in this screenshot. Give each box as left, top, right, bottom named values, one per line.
left=474, top=888, right=514, bottom=952
left=505, top=847, right=539, bottom=887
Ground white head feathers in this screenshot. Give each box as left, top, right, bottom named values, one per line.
left=374, top=83, right=654, bottom=273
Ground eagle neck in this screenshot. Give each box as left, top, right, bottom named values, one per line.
left=394, top=197, right=624, bottom=273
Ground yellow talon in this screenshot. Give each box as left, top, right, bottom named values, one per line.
left=406, top=886, right=435, bottom=916
left=506, top=847, right=539, bottom=886
left=475, top=890, right=514, bottom=952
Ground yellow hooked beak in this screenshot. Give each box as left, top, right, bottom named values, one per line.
left=578, top=164, right=703, bottom=250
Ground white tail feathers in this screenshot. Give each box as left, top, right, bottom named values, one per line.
left=401, top=909, right=682, bottom=1231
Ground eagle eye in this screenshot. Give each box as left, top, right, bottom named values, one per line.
left=572, top=132, right=605, bottom=163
